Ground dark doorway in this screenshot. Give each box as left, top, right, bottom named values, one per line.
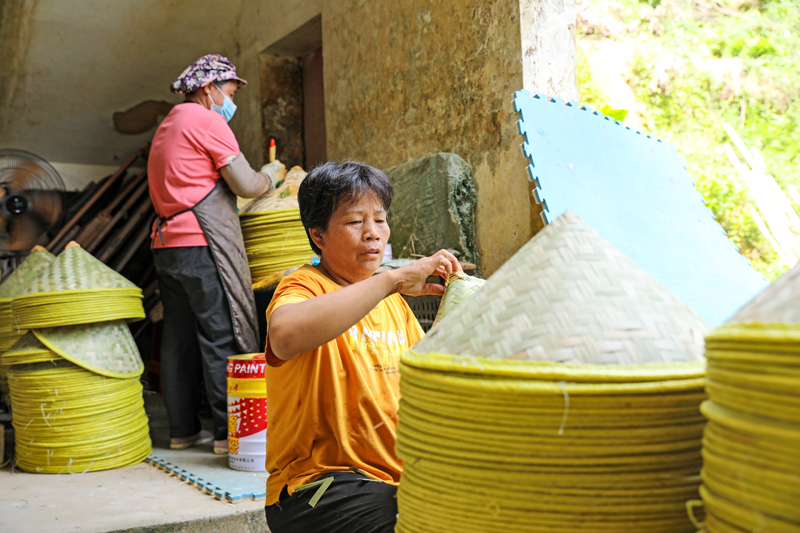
left=301, top=47, right=327, bottom=170
left=259, top=16, right=326, bottom=170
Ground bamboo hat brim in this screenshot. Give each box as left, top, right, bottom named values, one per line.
left=32, top=321, right=144, bottom=378
left=418, top=210, right=709, bottom=365
left=0, top=248, right=56, bottom=299
left=239, top=206, right=315, bottom=283
left=8, top=360, right=152, bottom=473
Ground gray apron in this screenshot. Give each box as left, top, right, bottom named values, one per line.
left=155, top=179, right=259, bottom=354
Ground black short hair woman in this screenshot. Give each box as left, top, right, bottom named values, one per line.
left=263, top=160, right=462, bottom=533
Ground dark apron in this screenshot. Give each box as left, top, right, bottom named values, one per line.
left=155, top=179, right=259, bottom=354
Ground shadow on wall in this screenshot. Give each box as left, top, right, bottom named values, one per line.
left=113, top=100, right=175, bottom=135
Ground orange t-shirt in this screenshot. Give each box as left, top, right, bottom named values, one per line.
left=263, top=265, right=424, bottom=505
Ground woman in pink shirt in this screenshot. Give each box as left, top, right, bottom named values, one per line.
left=148, top=54, right=272, bottom=454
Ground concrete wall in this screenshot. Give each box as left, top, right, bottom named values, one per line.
left=0, top=0, right=576, bottom=272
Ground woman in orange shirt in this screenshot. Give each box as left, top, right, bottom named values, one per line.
left=263, top=161, right=461, bottom=532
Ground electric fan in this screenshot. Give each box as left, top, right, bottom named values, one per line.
left=0, top=149, right=65, bottom=255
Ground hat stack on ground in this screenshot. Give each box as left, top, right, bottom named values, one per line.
left=12, top=243, right=144, bottom=329
left=239, top=166, right=315, bottom=283
left=395, top=211, right=710, bottom=533
left=699, top=265, right=800, bottom=532
left=4, top=242, right=151, bottom=473
left=0, top=246, right=55, bottom=399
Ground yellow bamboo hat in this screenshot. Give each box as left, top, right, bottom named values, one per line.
left=396, top=211, right=710, bottom=533
left=239, top=167, right=315, bottom=284
left=0, top=246, right=55, bottom=352
left=699, top=262, right=800, bottom=532
left=11, top=242, right=144, bottom=329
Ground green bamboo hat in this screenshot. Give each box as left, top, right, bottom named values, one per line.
left=0, top=246, right=56, bottom=299
left=414, top=210, right=710, bottom=368
left=11, top=242, right=144, bottom=329
left=2, top=330, right=58, bottom=366
left=0, top=247, right=56, bottom=351
left=31, top=320, right=144, bottom=378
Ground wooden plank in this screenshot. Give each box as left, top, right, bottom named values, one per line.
left=110, top=214, right=153, bottom=272
left=46, top=147, right=144, bottom=252
left=86, top=178, right=149, bottom=254
left=96, top=197, right=153, bottom=264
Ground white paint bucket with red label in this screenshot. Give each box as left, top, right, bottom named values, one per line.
left=226, top=353, right=267, bottom=472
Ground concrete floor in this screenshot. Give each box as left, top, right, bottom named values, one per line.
left=0, top=392, right=269, bottom=533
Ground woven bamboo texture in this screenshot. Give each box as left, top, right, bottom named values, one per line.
left=32, top=320, right=144, bottom=378
left=417, top=210, right=709, bottom=365
left=699, top=274, right=800, bottom=533
left=11, top=244, right=144, bottom=328
left=0, top=248, right=56, bottom=398
left=395, top=352, right=707, bottom=533
left=239, top=207, right=315, bottom=283
left=432, top=271, right=485, bottom=327
left=8, top=359, right=152, bottom=473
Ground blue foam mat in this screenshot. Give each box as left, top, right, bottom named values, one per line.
left=147, top=447, right=268, bottom=503
left=514, top=90, right=767, bottom=326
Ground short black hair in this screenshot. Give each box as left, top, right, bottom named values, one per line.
left=298, top=160, right=394, bottom=255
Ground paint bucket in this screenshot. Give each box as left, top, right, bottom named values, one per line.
left=226, top=354, right=267, bottom=472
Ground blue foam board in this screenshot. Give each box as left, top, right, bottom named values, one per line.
left=514, top=90, right=767, bottom=326
left=147, top=448, right=268, bottom=503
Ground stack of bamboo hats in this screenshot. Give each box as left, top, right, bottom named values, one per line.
left=0, top=246, right=55, bottom=399
left=12, top=243, right=144, bottom=328
left=699, top=266, right=800, bottom=532
left=395, top=210, right=710, bottom=533
left=4, top=242, right=151, bottom=473
left=239, top=166, right=315, bottom=283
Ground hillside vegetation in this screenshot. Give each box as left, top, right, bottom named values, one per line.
left=576, top=0, right=800, bottom=280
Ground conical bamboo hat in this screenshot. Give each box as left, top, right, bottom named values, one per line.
left=2, top=330, right=58, bottom=365
left=19, top=243, right=139, bottom=295
left=11, top=243, right=144, bottom=328
left=417, top=210, right=709, bottom=365
left=0, top=247, right=55, bottom=299
left=33, top=321, right=143, bottom=378
left=724, top=263, right=800, bottom=326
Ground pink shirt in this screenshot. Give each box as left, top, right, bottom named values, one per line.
left=148, top=102, right=239, bottom=248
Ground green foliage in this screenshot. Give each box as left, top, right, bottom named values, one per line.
left=599, top=105, right=629, bottom=122
left=578, top=0, right=800, bottom=280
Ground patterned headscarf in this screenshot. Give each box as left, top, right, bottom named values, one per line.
left=170, top=54, right=248, bottom=94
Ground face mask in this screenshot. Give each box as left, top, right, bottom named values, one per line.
left=209, top=83, right=237, bottom=122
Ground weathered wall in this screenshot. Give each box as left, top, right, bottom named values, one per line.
left=233, top=0, right=576, bottom=275
left=0, top=0, right=243, bottom=187
left=322, top=0, right=530, bottom=275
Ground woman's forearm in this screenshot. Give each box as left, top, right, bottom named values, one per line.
left=268, top=271, right=398, bottom=361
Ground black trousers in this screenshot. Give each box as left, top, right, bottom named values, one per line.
left=264, top=473, right=398, bottom=533
left=153, top=246, right=237, bottom=441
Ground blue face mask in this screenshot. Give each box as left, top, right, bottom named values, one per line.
left=210, top=84, right=237, bottom=122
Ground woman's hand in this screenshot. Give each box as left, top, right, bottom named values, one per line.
left=390, top=249, right=462, bottom=297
